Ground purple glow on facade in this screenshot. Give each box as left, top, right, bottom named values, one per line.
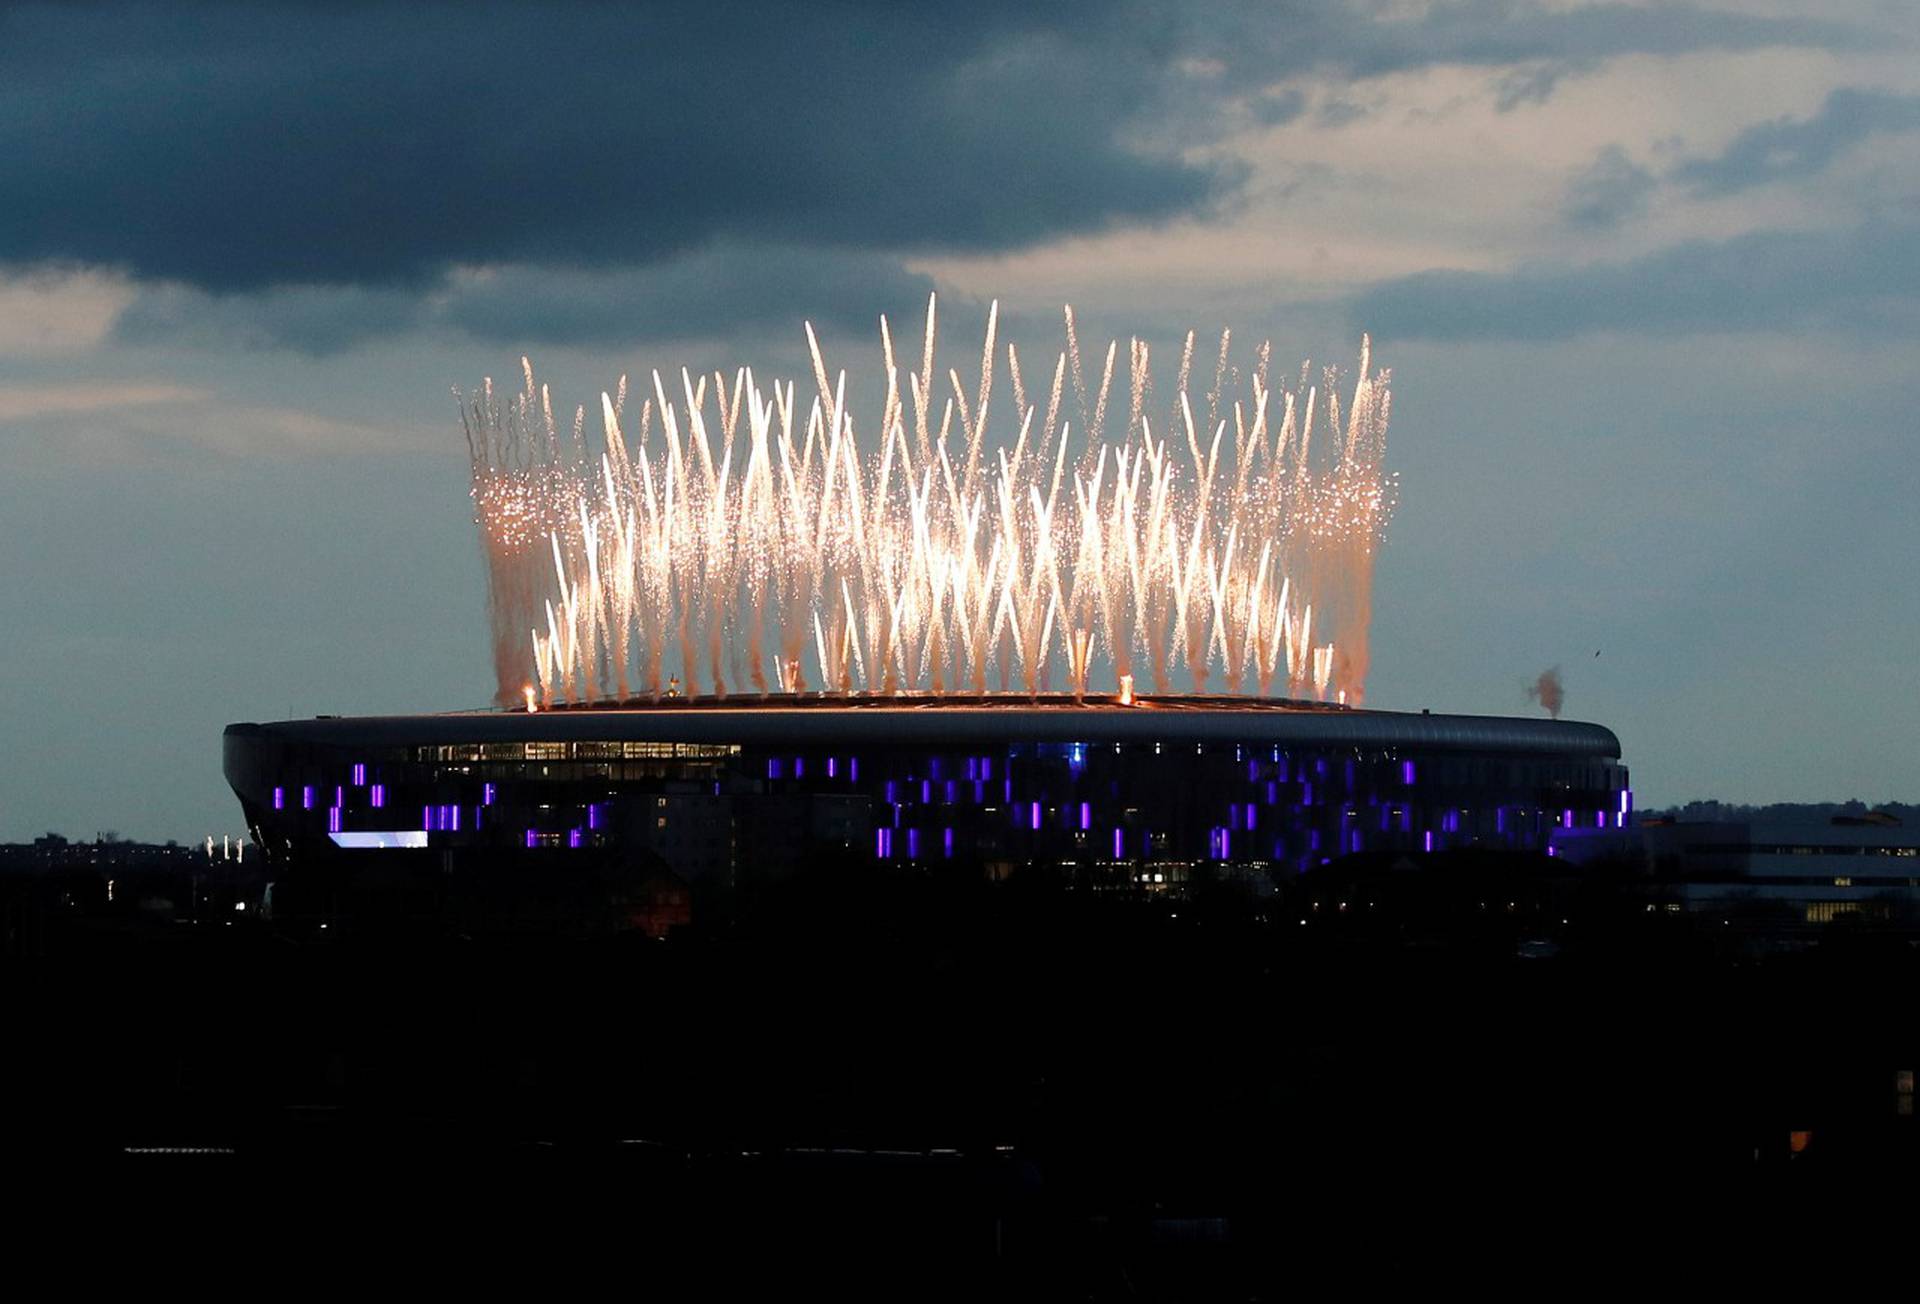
left=483, top=783, right=496, bottom=806
left=1114, top=828, right=1125, bottom=859
left=327, top=807, right=341, bottom=834
left=885, top=780, right=897, bottom=803
left=793, top=757, right=804, bottom=778
left=943, top=827, right=954, bottom=858
left=568, top=829, right=582, bottom=849
left=876, top=827, right=892, bottom=858
left=907, top=828, right=920, bottom=858
left=525, top=829, right=538, bottom=848
left=1563, top=808, right=1574, bottom=828
left=587, top=804, right=601, bottom=831
left=1079, top=802, right=1091, bottom=830
left=1424, top=830, right=1433, bottom=852
left=767, top=758, right=782, bottom=780
left=850, top=757, right=859, bottom=782
left=351, top=764, right=366, bottom=786
left=922, top=779, right=932, bottom=804
left=272, top=786, right=284, bottom=811
left=1030, top=801, right=1042, bottom=830
left=371, top=784, right=385, bottom=808
left=827, top=757, right=837, bottom=778
left=302, top=786, right=314, bottom=810
left=1401, top=760, right=1415, bottom=784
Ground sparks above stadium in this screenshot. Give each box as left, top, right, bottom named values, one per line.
left=462, top=298, right=1394, bottom=711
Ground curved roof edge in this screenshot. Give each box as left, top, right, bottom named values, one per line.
left=227, top=700, right=1621, bottom=759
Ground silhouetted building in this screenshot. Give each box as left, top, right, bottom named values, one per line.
left=1554, top=814, right=1920, bottom=924
left=225, top=696, right=1626, bottom=926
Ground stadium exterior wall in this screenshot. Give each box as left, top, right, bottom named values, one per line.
left=225, top=698, right=1627, bottom=895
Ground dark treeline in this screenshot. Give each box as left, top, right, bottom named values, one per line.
left=1640, top=799, right=1917, bottom=824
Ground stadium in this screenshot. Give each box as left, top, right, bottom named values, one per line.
left=224, top=695, right=1628, bottom=910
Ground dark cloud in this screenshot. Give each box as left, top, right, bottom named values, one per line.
left=115, top=282, right=426, bottom=355
left=0, top=3, right=1221, bottom=291
left=1351, top=221, right=1920, bottom=341
left=440, top=247, right=945, bottom=349
left=0, top=1, right=1873, bottom=295
left=111, top=245, right=945, bottom=355
left=1191, top=1, right=1872, bottom=87
left=1674, top=87, right=1920, bottom=195
left=1562, top=145, right=1657, bottom=229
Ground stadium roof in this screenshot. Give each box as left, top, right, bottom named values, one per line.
left=227, top=696, right=1620, bottom=759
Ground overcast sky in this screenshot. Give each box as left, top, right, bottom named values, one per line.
left=4, top=0, right=1917, bottom=841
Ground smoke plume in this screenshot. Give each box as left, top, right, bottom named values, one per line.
left=1527, top=665, right=1564, bottom=719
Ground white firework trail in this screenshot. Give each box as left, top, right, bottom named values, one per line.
left=461, top=298, right=1394, bottom=710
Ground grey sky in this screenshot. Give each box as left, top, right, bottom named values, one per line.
left=3, top=0, right=1917, bottom=841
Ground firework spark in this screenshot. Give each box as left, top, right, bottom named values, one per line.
left=461, top=298, right=1393, bottom=709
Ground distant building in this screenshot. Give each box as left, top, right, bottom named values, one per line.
left=1553, top=815, right=1920, bottom=924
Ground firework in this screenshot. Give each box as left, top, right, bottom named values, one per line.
left=461, top=298, right=1393, bottom=709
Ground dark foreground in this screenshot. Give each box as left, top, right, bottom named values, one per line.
left=10, top=874, right=1918, bottom=1293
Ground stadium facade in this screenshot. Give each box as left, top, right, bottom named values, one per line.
left=225, top=697, right=1627, bottom=898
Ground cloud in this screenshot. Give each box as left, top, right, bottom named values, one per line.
left=1350, top=221, right=1920, bottom=341
left=0, top=4, right=1226, bottom=292
left=0, top=267, right=137, bottom=357
left=1493, top=59, right=1597, bottom=112
left=0, top=2, right=1875, bottom=295
left=114, top=282, right=425, bottom=355
left=1562, top=145, right=1657, bottom=229
left=0, top=381, right=203, bottom=423
left=1674, top=87, right=1920, bottom=195
left=0, top=391, right=440, bottom=464
left=108, top=245, right=946, bottom=354
left=440, top=247, right=946, bottom=349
